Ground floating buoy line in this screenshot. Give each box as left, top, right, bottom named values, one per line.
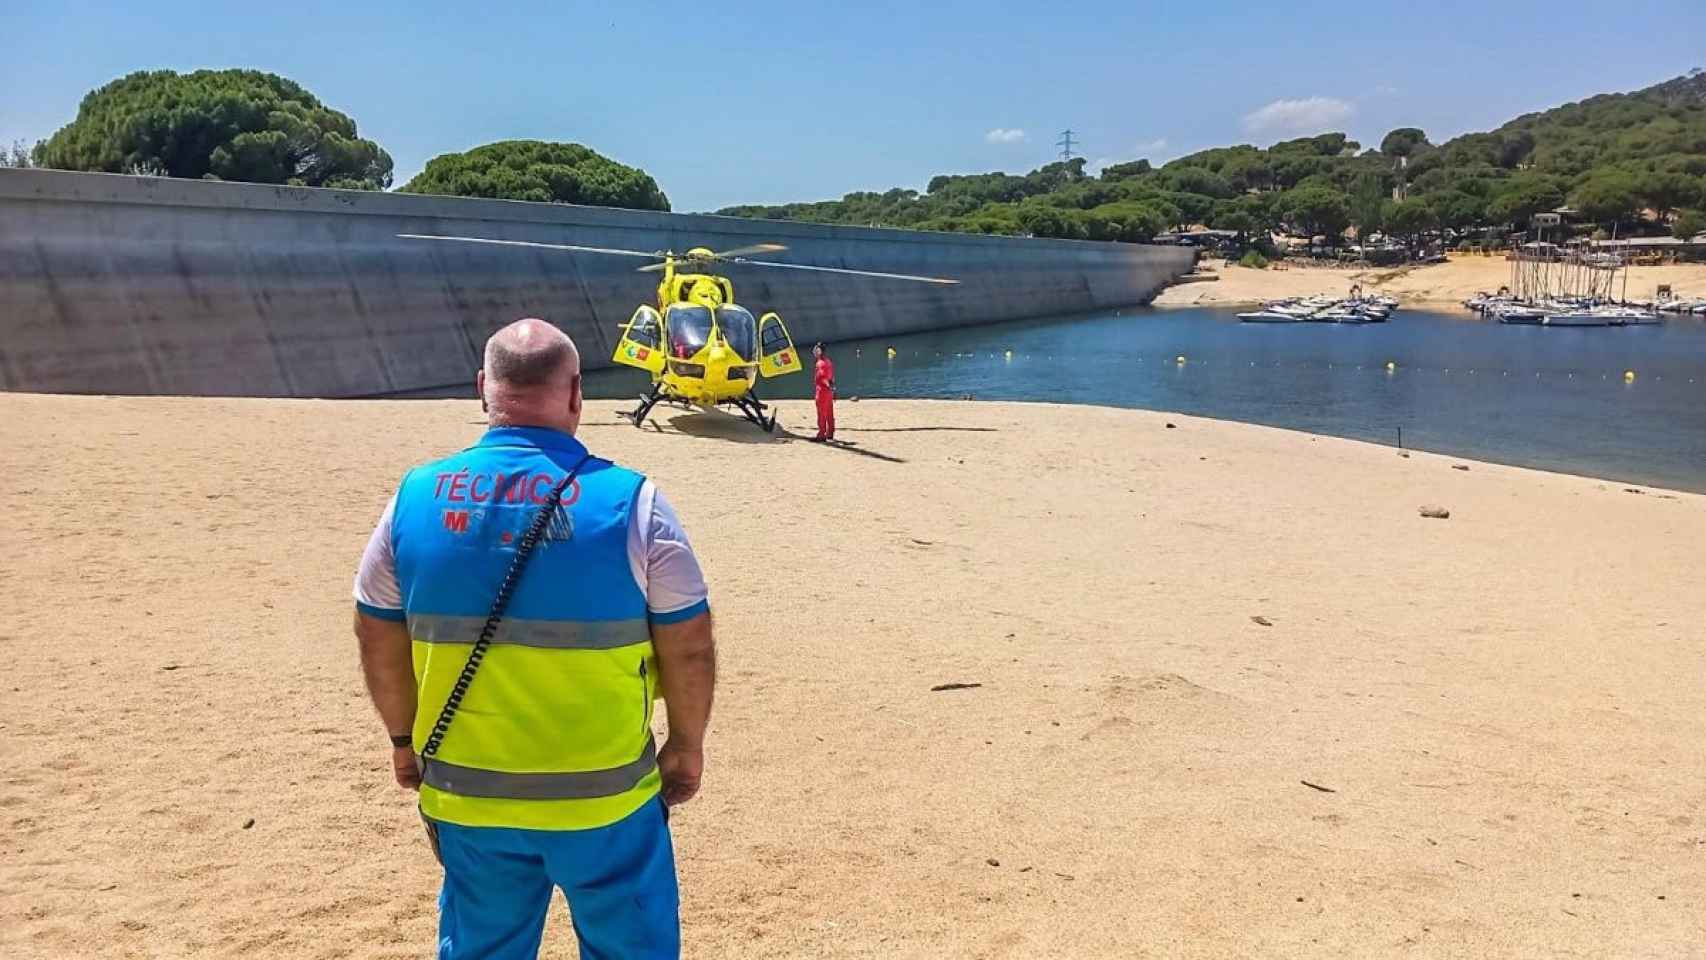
left=866, top=346, right=1692, bottom=385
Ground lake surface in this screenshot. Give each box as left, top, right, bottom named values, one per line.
left=584, top=306, right=1706, bottom=492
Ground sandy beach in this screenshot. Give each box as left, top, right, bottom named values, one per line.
left=3, top=393, right=1704, bottom=959
left=1154, top=256, right=1706, bottom=308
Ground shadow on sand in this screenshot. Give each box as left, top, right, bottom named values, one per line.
left=643, top=410, right=912, bottom=463
left=801, top=437, right=909, bottom=464
left=836, top=426, right=998, bottom=434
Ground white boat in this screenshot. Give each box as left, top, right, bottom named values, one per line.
left=1493, top=304, right=1546, bottom=324
left=1345, top=285, right=1397, bottom=312
left=1311, top=306, right=1369, bottom=324
left=1244, top=292, right=1395, bottom=325
left=1541, top=311, right=1613, bottom=327
left=1596, top=306, right=1662, bottom=325
left=1268, top=300, right=1323, bottom=318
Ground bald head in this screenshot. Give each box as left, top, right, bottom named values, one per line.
left=478, top=318, right=584, bottom=433
left=484, top=317, right=580, bottom=387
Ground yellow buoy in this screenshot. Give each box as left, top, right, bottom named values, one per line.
left=1175, top=355, right=1186, bottom=364
left=1385, top=361, right=1396, bottom=372
left=1624, top=369, right=1635, bottom=382
left=1003, top=350, right=1013, bottom=361
left=886, top=347, right=897, bottom=359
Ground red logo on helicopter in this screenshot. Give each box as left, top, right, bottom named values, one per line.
left=778, top=351, right=791, bottom=365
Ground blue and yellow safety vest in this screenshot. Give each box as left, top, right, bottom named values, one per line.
left=392, top=426, right=659, bottom=830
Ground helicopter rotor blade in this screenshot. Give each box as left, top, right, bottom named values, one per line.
left=397, top=234, right=664, bottom=259
left=399, top=234, right=956, bottom=284
left=724, top=258, right=959, bottom=285
left=708, top=242, right=787, bottom=260
left=634, top=244, right=786, bottom=270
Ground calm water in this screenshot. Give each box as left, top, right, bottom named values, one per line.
left=584, top=306, right=1706, bottom=492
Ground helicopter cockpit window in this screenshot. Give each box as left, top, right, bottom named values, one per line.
left=666, top=305, right=713, bottom=359
left=715, top=306, right=758, bottom=361
left=627, top=307, right=661, bottom=349
left=760, top=318, right=790, bottom=356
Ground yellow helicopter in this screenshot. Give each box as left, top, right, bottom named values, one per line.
left=398, top=234, right=957, bottom=430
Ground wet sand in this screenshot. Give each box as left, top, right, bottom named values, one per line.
left=2, top=394, right=1703, bottom=958
left=1155, top=256, right=1706, bottom=308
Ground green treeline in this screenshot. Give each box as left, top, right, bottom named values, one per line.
left=31, top=69, right=394, bottom=190
left=17, top=69, right=669, bottom=211
left=719, top=71, right=1706, bottom=244
left=401, top=141, right=669, bottom=211
left=13, top=68, right=1706, bottom=235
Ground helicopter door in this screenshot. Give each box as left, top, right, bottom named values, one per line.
left=613, top=305, right=666, bottom=374
left=756, top=312, right=802, bottom=378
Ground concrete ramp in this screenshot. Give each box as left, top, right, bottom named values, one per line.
left=0, top=169, right=1194, bottom=397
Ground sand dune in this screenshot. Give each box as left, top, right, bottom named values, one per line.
left=1155, top=256, right=1706, bottom=308
left=2, top=395, right=1703, bottom=958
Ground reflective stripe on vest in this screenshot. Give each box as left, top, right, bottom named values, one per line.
left=421, top=739, right=657, bottom=800
left=408, top=613, right=651, bottom=650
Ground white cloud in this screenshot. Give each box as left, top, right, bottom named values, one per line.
left=1242, top=97, right=1355, bottom=136
left=1132, top=137, right=1169, bottom=155
left=984, top=128, right=1027, bottom=144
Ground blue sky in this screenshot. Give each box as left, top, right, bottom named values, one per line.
left=4, top=1, right=1703, bottom=211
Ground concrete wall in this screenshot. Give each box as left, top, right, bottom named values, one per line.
left=0, top=168, right=1195, bottom=398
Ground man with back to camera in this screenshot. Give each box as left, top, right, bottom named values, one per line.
left=352, top=317, right=716, bottom=959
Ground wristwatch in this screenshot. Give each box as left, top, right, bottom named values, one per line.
left=389, top=732, right=413, bottom=749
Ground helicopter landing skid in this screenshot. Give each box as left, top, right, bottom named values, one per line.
left=630, top=386, right=776, bottom=433
left=728, top=392, right=778, bottom=433
left=629, top=385, right=664, bottom=427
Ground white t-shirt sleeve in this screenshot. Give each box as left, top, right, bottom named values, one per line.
left=627, top=480, right=709, bottom=622
left=353, top=494, right=405, bottom=620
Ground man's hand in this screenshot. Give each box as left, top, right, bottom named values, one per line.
left=393, top=746, right=422, bottom=790
left=651, top=610, right=714, bottom=807
left=657, top=739, right=703, bottom=806
left=356, top=609, right=420, bottom=793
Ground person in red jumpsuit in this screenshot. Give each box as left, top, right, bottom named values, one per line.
left=812, top=343, right=835, bottom=442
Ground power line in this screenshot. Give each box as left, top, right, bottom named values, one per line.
left=1056, top=129, right=1077, bottom=161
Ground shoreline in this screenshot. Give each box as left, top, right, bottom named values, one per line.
left=1152, top=256, right=1706, bottom=308
left=4, top=393, right=1704, bottom=957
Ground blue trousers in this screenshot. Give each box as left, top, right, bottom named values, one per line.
left=430, top=798, right=679, bottom=959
